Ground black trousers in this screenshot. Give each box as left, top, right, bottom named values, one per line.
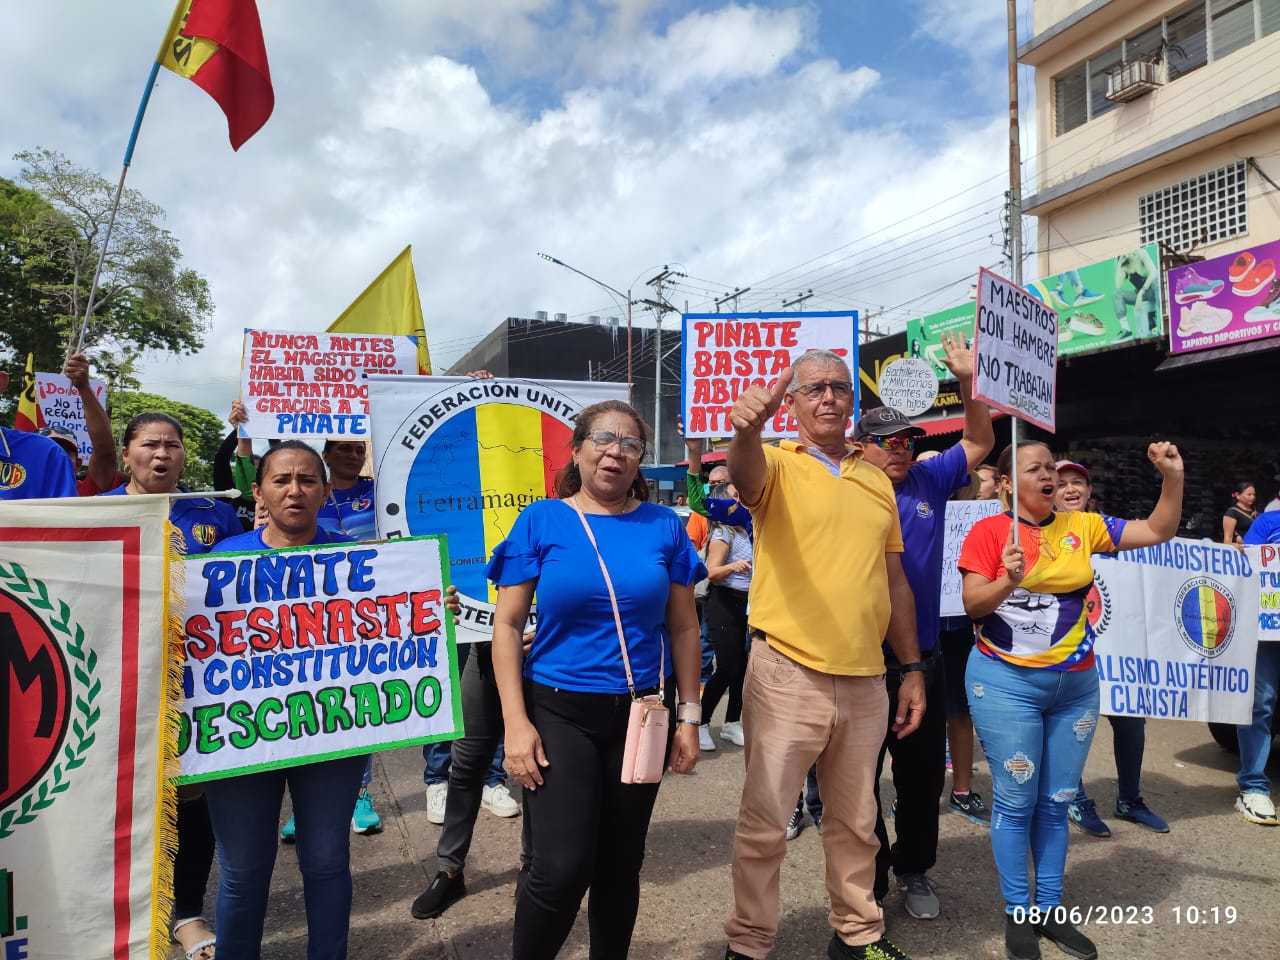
left=514, top=681, right=673, bottom=960
left=700, top=584, right=749, bottom=723
left=873, top=650, right=948, bottom=899
left=173, top=793, right=216, bottom=921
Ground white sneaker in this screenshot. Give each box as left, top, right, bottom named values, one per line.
left=482, top=783, right=521, bottom=818
left=425, top=782, right=448, bottom=825
left=719, top=721, right=745, bottom=746
left=698, top=724, right=716, bottom=752
left=1235, top=792, right=1278, bottom=825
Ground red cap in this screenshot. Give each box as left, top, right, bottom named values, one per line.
left=1054, top=459, right=1090, bottom=481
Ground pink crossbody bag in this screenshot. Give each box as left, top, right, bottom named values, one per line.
left=570, top=499, right=668, bottom=785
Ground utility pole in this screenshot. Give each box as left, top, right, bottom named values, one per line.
left=714, top=286, right=752, bottom=313
left=782, top=289, right=814, bottom=310
left=642, top=266, right=684, bottom=464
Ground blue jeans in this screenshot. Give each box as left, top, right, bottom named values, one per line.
left=803, top=765, right=821, bottom=820
left=966, top=648, right=1099, bottom=914
left=422, top=643, right=506, bottom=787
left=1237, top=642, right=1280, bottom=796
left=204, top=754, right=367, bottom=960
left=1072, top=714, right=1145, bottom=804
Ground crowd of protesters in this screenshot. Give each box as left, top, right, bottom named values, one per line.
left=4, top=347, right=1278, bottom=960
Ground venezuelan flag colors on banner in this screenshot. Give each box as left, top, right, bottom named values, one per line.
left=1179, top=583, right=1234, bottom=651
left=159, top=0, right=274, bottom=150
left=0, top=496, right=177, bottom=960
left=368, top=375, right=629, bottom=639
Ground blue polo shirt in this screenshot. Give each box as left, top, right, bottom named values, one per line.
left=0, top=427, right=77, bottom=500
left=1244, top=513, right=1280, bottom=545
left=890, top=443, right=970, bottom=655
left=214, top=525, right=355, bottom=552
left=100, top=485, right=243, bottom=555
left=318, top=477, right=377, bottom=541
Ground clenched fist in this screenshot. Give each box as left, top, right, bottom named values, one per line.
left=1146, top=441, right=1183, bottom=478
left=731, top=366, right=792, bottom=435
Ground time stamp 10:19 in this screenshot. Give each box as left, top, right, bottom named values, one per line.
left=1010, top=905, right=1238, bottom=926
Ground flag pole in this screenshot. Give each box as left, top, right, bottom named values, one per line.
left=72, top=59, right=164, bottom=357
left=1006, top=0, right=1024, bottom=543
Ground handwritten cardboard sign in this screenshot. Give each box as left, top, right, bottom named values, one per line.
left=34, top=372, right=108, bottom=462
left=972, top=268, right=1057, bottom=431
left=680, top=311, right=858, bottom=438
left=240, top=328, right=419, bottom=439
left=176, top=535, right=461, bottom=782
left=877, top=358, right=938, bottom=417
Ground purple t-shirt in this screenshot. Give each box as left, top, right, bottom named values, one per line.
left=891, top=443, right=970, bottom=654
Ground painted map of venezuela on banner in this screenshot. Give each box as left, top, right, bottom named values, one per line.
left=367, top=376, right=630, bottom=639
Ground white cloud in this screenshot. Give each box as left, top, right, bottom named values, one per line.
left=0, top=2, right=1008, bottom=419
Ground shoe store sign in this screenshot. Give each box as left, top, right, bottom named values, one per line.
left=1168, top=238, right=1280, bottom=355
left=176, top=535, right=462, bottom=782
left=908, top=244, right=1164, bottom=377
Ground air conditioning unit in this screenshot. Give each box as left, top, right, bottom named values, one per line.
left=1105, top=59, right=1163, bottom=102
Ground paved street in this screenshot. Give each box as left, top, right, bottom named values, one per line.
left=208, top=715, right=1277, bottom=960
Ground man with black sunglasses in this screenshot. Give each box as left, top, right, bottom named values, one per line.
left=851, top=330, right=994, bottom=921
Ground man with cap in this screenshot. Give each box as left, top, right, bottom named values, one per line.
left=0, top=368, right=77, bottom=500
left=852, top=329, right=994, bottom=920
left=1054, top=458, right=1170, bottom=837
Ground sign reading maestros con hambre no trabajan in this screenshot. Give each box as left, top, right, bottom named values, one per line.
left=680, top=311, right=858, bottom=438
left=366, top=375, right=631, bottom=640
left=178, top=536, right=460, bottom=783
left=972, top=268, right=1058, bottom=432
left=240, top=328, right=419, bottom=439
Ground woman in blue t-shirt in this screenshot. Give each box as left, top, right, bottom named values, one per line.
left=200, top=441, right=366, bottom=960
left=490, top=400, right=704, bottom=960
left=101, top=411, right=241, bottom=960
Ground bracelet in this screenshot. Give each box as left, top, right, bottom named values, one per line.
left=676, top=718, right=701, bottom=726
left=898, top=662, right=926, bottom=682
left=676, top=702, right=702, bottom=724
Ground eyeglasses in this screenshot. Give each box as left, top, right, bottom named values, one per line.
left=793, top=379, right=853, bottom=399
left=586, top=430, right=646, bottom=458
left=870, top=436, right=916, bottom=452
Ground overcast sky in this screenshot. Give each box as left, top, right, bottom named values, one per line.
left=1, top=1, right=1037, bottom=419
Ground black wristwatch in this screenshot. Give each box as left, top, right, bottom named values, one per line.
left=898, top=662, right=926, bottom=682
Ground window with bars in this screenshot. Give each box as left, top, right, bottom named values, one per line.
left=1052, top=0, right=1280, bottom=135
left=1138, top=160, right=1248, bottom=250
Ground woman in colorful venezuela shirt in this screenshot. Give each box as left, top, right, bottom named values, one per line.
left=958, top=439, right=1183, bottom=960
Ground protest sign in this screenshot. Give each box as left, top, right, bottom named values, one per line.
left=877, top=358, right=938, bottom=417
left=680, top=311, right=858, bottom=438
left=1092, top=539, right=1259, bottom=723
left=240, top=328, right=419, bottom=439
left=972, top=267, right=1058, bottom=432
left=367, top=375, right=630, bottom=640
left=177, top=535, right=459, bottom=782
left=1168, top=236, right=1280, bottom=354
left=34, top=372, right=107, bottom=463
left=1, top=496, right=174, bottom=960
left=940, top=499, right=1002, bottom=617
left=1257, top=543, right=1280, bottom=642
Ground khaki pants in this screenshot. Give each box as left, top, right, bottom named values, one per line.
left=725, top=640, right=887, bottom=957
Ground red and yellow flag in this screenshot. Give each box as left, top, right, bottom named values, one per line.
left=159, top=0, right=274, bottom=150
left=14, top=353, right=42, bottom=432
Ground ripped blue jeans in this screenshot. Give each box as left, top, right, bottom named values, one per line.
left=966, top=647, right=1099, bottom=914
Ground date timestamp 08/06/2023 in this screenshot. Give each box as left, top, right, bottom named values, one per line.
left=1010, top=906, right=1239, bottom=925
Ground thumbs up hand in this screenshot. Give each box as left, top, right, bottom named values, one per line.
left=731, top=367, right=792, bottom=435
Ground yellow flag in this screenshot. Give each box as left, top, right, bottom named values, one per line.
left=327, top=246, right=431, bottom=374
left=15, top=353, right=41, bottom=431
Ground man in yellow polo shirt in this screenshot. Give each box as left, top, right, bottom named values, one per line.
left=723, top=350, right=925, bottom=960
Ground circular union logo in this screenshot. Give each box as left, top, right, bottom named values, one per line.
left=915, top=501, right=933, bottom=520
left=1084, top=571, right=1111, bottom=636
left=1059, top=532, right=1082, bottom=553
left=1173, top=576, right=1236, bottom=659
left=375, top=380, right=580, bottom=637
left=0, top=462, right=28, bottom=491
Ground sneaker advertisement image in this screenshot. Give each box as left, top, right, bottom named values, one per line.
left=1168, top=238, right=1280, bottom=354
left=907, top=244, right=1166, bottom=377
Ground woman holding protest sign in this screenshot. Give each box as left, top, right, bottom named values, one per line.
left=101, top=411, right=243, bottom=960
left=491, top=400, right=704, bottom=960
left=959, top=439, right=1183, bottom=960
left=199, top=441, right=369, bottom=960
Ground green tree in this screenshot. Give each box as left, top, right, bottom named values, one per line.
left=1, top=148, right=211, bottom=413
left=112, top=390, right=227, bottom=492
